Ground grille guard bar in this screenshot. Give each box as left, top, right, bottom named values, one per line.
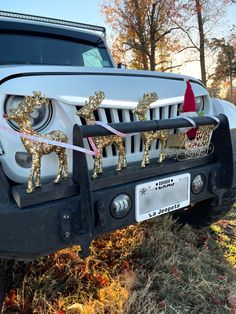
left=78, top=115, right=222, bottom=138
left=73, top=113, right=233, bottom=198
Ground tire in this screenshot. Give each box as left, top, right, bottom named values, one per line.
left=173, top=188, right=236, bottom=228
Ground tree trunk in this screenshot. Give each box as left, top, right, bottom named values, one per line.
left=230, top=70, right=233, bottom=102
left=195, top=0, right=207, bottom=86
left=133, top=0, right=149, bottom=70
left=150, top=45, right=156, bottom=71
left=141, top=52, right=149, bottom=70
left=149, top=2, right=157, bottom=71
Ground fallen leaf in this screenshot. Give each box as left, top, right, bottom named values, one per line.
left=67, top=303, right=84, bottom=313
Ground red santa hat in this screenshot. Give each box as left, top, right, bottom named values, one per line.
left=181, top=80, right=197, bottom=114
left=180, top=80, right=198, bottom=139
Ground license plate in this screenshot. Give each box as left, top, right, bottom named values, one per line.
left=135, top=173, right=190, bottom=222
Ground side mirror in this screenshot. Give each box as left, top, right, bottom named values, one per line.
left=117, top=63, right=127, bottom=69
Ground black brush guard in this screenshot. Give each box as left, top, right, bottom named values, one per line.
left=0, top=114, right=233, bottom=260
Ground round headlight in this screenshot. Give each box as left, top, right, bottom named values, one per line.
left=4, top=95, right=52, bottom=131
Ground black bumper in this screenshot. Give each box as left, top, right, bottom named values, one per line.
left=0, top=114, right=234, bottom=260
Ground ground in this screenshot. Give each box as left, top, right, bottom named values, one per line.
left=1, top=204, right=236, bottom=314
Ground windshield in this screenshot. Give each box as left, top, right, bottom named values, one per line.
left=0, top=33, right=113, bottom=67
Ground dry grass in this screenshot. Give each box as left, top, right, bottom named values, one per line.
left=1, top=206, right=236, bottom=314
left=126, top=214, right=236, bottom=314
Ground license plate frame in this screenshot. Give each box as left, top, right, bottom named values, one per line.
left=135, top=173, right=191, bottom=222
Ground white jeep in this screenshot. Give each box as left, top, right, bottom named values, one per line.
left=0, top=11, right=235, bottom=262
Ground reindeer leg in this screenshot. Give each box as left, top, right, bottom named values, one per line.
left=121, top=144, right=127, bottom=168
left=97, top=150, right=103, bottom=174
left=56, top=149, right=68, bottom=181
left=158, top=131, right=169, bottom=163
left=54, top=154, right=63, bottom=183
left=61, top=150, right=69, bottom=180
left=146, top=140, right=151, bottom=165
left=120, top=140, right=127, bottom=168
left=158, top=138, right=166, bottom=163
left=27, top=154, right=37, bottom=193
left=116, top=141, right=127, bottom=171
left=35, top=156, right=42, bottom=188
left=141, top=140, right=150, bottom=168
left=98, top=148, right=103, bottom=174
left=57, top=149, right=69, bottom=182
left=92, top=148, right=102, bottom=179
left=158, top=141, right=163, bottom=163
left=141, top=145, right=147, bottom=168
left=115, top=142, right=122, bottom=171
left=54, top=149, right=65, bottom=183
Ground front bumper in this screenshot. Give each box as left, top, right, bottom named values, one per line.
left=0, top=115, right=234, bottom=260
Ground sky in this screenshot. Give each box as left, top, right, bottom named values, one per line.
left=0, top=0, right=235, bottom=78
left=0, top=0, right=106, bottom=26
left=0, top=0, right=235, bottom=30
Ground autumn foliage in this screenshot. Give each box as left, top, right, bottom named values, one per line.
left=100, top=0, right=234, bottom=93
left=100, top=0, right=182, bottom=71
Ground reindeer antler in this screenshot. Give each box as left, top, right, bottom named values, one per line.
left=22, top=91, right=49, bottom=113
left=32, top=91, right=50, bottom=107
left=137, top=92, right=158, bottom=109
left=133, top=92, right=158, bottom=115
left=84, top=91, right=105, bottom=111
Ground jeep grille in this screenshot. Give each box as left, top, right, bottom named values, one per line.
left=75, top=103, right=182, bottom=167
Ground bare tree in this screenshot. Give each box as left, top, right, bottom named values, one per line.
left=195, top=0, right=206, bottom=85
left=173, top=0, right=231, bottom=86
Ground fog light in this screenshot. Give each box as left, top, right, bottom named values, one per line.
left=15, top=152, right=32, bottom=168
left=192, top=174, right=206, bottom=194
left=110, top=194, right=132, bottom=218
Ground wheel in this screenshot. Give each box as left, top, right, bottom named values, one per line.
left=173, top=188, right=236, bottom=228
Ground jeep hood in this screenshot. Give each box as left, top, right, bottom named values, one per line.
left=0, top=65, right=209, bottom=108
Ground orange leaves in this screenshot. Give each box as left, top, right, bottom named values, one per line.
left=1, top=224, right=140, bottom=313
left=195, top=1, right=202, bottom=15
left=4, top=289, right=17, bottom=307
left=100, top=0, right=181, bottom=71
left=93, top=274, right=109, bottom=288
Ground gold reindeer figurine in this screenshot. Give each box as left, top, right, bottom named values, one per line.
left=77, top=91, right=127, bottom=179
left=133, top=92, right=169, bottom=167
left=3, top=91, right=69, bottom=193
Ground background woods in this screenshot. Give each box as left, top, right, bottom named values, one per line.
left=210, top=34, right=236, bottom=101
left=101, top=0, right=182, bottom=71
left=101, top=0, right=236, bottom=103
left=174, top=0, right=232, bottom=86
